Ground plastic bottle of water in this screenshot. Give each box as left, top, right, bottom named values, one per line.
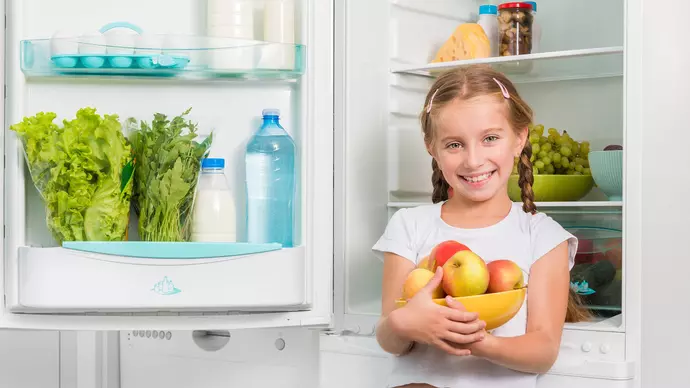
left=245, top=108, right=295, bottom=247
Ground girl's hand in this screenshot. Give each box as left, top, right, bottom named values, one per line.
left=388, top=267, right=487, bottom=356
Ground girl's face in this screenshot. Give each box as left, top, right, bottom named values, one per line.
left=429, top=96, right=527, bottom=204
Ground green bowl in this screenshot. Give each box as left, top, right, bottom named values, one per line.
left=508, top=174, right=595, bottom=202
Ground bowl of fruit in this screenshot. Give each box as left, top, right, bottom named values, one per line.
left=395, top=240, right=526, bottom=331
left=587, top=145, right=623, bottom=201
left=508, top=124, right=595, bottom=202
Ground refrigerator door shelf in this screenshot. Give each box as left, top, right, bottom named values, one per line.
left=11, top=245, right=307, bottom=313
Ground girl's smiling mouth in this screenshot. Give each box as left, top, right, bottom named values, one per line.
left=459, top=170, right=496, bottom=186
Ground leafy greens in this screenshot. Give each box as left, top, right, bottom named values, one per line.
left=127, top=108, right=212, bottom=242
left=9, top=108, right=134, bottom=243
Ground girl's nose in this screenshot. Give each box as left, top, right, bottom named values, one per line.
left=464, top=145, right=485, bottom=169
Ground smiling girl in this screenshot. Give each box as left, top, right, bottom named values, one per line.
left=372, top=65, right=590, bottom=388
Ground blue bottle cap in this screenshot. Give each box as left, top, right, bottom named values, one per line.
left=479, top=4, right=498, bottom=15
left=524, top=1, right=537, bottom=12
left=262, top=108, right=280, bottom=117
left=202, top=158, right=225, bottom=169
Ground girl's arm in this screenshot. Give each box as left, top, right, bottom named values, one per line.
left=375, top=253, right=417, bottom=355
left=467, top=241, right=571, bottom=374
left=376, top=253, right=486, bottom=356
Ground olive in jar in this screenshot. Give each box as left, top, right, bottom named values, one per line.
left=497, top=2, right=534, bottom=56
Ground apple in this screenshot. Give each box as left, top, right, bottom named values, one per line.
left=417, top=256, right=432, bottom=270
left=402, top=268, right=445, bottom=300
left=486, top=259, right=525, bottom=293
left=429, top=240, right=470, bottom=270
left=441, top=250, right=489, bottom=297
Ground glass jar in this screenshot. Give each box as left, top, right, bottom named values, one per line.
left=498, top=2, right=534, bottom=57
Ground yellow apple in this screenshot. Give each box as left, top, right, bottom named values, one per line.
left=402, top=268, right=445, bottom=300
left=442, top=250, right=489, bottom=297
left=417, top=256, right=431, bottom=270
left=486, top=259, right=525, bottom=293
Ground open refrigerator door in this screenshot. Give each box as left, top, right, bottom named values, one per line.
left=1, top=0, right=334, bottom=331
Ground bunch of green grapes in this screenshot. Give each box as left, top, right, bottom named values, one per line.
left=512, top=124, right=591, bottom=176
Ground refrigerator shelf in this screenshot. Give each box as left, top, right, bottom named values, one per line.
left=20, top=35, right=306, bottom=80
left=388, top=201, right=623, bottom=214
left=391, top=46, right=623, bottom=84
left=11, top=245, right=308, bottom=313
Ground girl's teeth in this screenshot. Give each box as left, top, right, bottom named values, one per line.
left=464, top=172, right=491, bottom=182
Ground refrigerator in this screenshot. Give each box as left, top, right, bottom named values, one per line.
left=1, top=0, right=689, bottom=387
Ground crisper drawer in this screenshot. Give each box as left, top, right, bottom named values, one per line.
left=14, top=245, right=307, bottom=313
left=548, top=329, right=633, bottom=381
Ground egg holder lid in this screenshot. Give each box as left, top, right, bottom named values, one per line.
left=48, top=22, right=191, bottom=73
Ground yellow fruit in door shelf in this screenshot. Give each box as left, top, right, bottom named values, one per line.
left=432, top=23, right=491, bottom=63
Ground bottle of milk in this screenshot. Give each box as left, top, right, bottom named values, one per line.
left=191, top=158, right=237, bottom=242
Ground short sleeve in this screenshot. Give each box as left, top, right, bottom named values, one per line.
left=530, top=213, right=578, bottom=270
left=371, top=209, right=418, bottom=264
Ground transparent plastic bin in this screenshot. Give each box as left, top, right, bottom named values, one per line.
left=20, top=22, right=305, bottom=80
left=566, top=225, right=622, bottom=318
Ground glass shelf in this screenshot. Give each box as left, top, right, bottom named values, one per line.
left=391, top=46, right=623, bottom=83
left=388, top=200, right=623, bottom=214
left=20, top=34, right=305, bottom=80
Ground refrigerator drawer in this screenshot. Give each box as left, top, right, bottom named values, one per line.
left=13, top=245, right=307, bottom=313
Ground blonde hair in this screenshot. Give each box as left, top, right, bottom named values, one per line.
left=419, top=64, right=592, bottom=323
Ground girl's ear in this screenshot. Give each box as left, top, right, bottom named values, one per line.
left=426, top=142, right=435, bottom=157
left=515, top=126, right=529, bottom=157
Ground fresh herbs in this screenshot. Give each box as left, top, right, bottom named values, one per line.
left=9, top=108, right=134, bottom=243
left=127, top=108, right=212, bottom=242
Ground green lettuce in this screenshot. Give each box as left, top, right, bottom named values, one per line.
left=10, top=107, right=134, bottom=243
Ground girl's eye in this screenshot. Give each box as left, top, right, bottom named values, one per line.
left=484, top=135, right=499, bottom=143
left=447, top=142, right=462, bottom=149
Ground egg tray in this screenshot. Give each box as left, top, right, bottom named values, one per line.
left=50, top=53, right=190, bottom=75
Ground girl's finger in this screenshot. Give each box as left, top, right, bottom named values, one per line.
left=446, top=319, right=486, bottom=334
left=444, top=307, right=479, bottom=323
left=442, top=329, right=485, bottom=345
left=445, top=295, right=467, bottom=311
left=433, top=339, right=471, bottom=357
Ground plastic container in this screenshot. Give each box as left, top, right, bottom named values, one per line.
left=524, top=1, right=541, bottom=53
left=245, top=109, right=296, bottom=247
left=498, top=2, right=534, bottom=56
left=478, top=4, right=500, bottom=57
left=207, top=0, right=255, bottom=69
left=259, top=0, right=296, bottom=70
left=191, top=158, right=238, bottom=242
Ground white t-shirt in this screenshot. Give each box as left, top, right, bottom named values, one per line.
left=372, top=201, right=577, bottom=388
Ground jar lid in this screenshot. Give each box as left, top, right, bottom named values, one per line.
left=498, top=2, right=534, bottom=10
left=479, top=4, right=498, bottom=15
left=524, top=1, right=537, bottom=11
left=202, top=158, right=225, bottom=169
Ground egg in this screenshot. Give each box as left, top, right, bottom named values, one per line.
left=78, top=30, right=107, bottom=55
left=50, top=30, right=79, bottom=56
left=135, top=33, right=163, bottom=56
left=104, top=30, right=136, bottom=55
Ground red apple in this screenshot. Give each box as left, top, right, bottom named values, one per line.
left=486, top=259, right=525, bottom=293
left=402, top=268, right=445, bottom=299
left=429, top=240, right=470, bottom=270
left=441, top=250, right=489, bottom=297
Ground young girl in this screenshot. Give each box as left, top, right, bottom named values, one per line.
left=372, top=64, right=590, bottom=388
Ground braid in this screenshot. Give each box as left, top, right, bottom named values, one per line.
left=431, top=159, right=450, bottom=204
left=518, top=142, right=537, bottom=214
